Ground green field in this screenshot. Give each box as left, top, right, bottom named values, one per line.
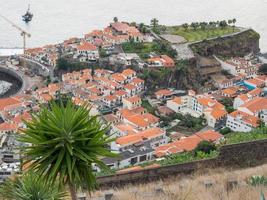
left=167, top=26, right=240, bottom=42
left=122, top=42, right=156, bottom=54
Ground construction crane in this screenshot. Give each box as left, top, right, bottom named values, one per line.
left=0, top=14, right=31, bottom=54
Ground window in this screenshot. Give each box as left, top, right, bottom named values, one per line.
left=130, top=157, right=138, bottom=165
left=139, top=155, right=147, bottom=162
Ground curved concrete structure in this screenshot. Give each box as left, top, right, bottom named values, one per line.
left=0, top=67, right=23, bottom=98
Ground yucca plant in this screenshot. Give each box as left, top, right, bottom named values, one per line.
left=0, top=172, right=66, bottom=200
left=19, top=100, right=116, bottom=200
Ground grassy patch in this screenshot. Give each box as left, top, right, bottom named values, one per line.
left=225, top=127, right=267, bottom=145
left=122, top=42, right=158, bottom=59
left=167, top=26, right=240, bottom=42
left=122, top=41, right=177, bottom=59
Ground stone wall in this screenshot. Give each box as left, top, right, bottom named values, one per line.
left=97, top=139, right=267, bottom=188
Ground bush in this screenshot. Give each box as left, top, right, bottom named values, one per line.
left=194, top=141, right=216, bottom=155
left=220, top=127, right=232, bottom=135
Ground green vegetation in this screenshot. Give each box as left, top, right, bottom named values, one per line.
left=0, top=172, right=66, bottom=200
left=248, top=175, right=267, bottom=187
left=194, top=141, right=216, bottom=155
left=220, top=98, right=235, bottom=113
left=167, top=26, right=239, bottom=42
left=168, top=114, right=206, bottom=134
left=122, top=40, right=177, bottom=59
left=19, top=100, right=116, bottom=200
left=150, top=18, right=160, bottom=34
left=259, top=63, right=267, bottom=75
left=141, top=100, right=156, bottom=115
left=162, top=19, right=239, bottom=42
left=158, top=150, right=218, bottom=166
left=139, top=61, right=191, bottom=94
left=225, top=127, right=267, bottom=145
left=56, top=58, right=87, bottom=72
left=219, top=127, right=232, bottom=135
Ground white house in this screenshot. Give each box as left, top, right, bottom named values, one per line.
left=226, top=110, right=259, bottom=132
left=76, top=42, right=99, bottom=61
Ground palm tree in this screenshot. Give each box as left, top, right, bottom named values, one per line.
left=0, top=172, right=66, bottom=200
left=150, top=18, right=159, bottom=29
left=19, top=100, right=116, bottom=200
left=191, top=22, right=198, bottom=31
left=228, top=19, right=232, bottom=26
left=232, top=18, right=237, bottom=31
left=113, top=17, right=118, bottom=23
left=182, top=23, right=189, bottom=31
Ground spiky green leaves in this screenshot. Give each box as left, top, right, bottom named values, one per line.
left=0, top=172, right=66, bottom=200
left=19, top=100, right=116, bottom=192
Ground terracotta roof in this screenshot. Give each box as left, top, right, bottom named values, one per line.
left=124, top=96, right=141, bottom=103
left=172, top=97, right=182, bottom=104
left=104, top=95, right=117, bottom=101
left=126, top=114, right=149, bottom=128
left=239, top=97, right=267, bottom=113
left=115, top=123, right=138, bottom=135
left=13, top=112, right=32, bottom=124
left=114, top=90, right=128, bottom=97
left=110, top=22, right=131, bottom=32
left=0, top=97, right=21, bottom=111
left=143, top=113, right=159, bottom=124
left=155, top=89, right=173, bottom=97
left=103, top=114, right=119, bottom=123
left=210, top=109, right=227, bottom=120
left=122, top=69, right=136, bottom=77
left=248, top=88, right=262, bottom=96
left=131, top=78, right=144, bottom=85
left=116, top=127, right=164, bottom=146
left=245, top=78, right=264, bottom=87
left=124, top=83, right=136, bottom=90
left=0, top=122, right=18, bottom=132
left=77, top=42, right=97, bottom=51
left=229, top=110, right=260, bottom=127
left=111, top=73, right=127, bottom=82
left=117, top=166, right=143, bottom=174
left=195, top=130, right=223, bottom=142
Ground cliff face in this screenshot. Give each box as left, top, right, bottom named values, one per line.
left=141, top=60, right=203, bottom=93
left=143, top=29, right=261, bottom=93
left=190, top=29, right=260, bottom=57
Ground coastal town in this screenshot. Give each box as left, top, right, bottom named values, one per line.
left=0, top=18, right=267, bottom=185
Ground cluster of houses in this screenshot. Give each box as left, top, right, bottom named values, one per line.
left=157, top=76, right=267, bottom=134
left=24, top=21, right=147, bottom=67
left=2, top=20, right=267, bottom=174
left=0, top=95, right=37, bottom=181
left=24, top=20, right=177, bottom=72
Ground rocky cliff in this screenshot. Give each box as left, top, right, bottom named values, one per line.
left=190, top=29, right=260, bottom=57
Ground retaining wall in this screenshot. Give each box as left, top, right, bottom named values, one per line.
left=97, top=139, right=267, bottom=188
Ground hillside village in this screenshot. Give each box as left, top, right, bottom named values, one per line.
left=0, top=20, right=267, bottom=182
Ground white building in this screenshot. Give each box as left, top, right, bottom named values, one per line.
left=226, top=110, right=259, bottom=132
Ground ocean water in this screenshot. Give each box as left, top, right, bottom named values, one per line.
left=0, top=0, right=266, bottom=52
left=0, top=80, right=12, bottom=95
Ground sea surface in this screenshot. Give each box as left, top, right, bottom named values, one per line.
left=0, top=0, right=267, bottom=52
